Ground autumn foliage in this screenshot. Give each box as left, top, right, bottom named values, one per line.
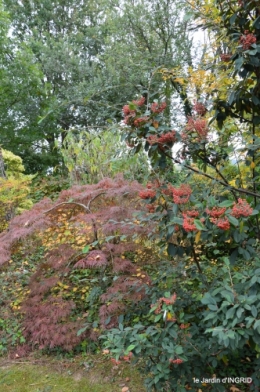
left=0, top=175, right=156, bottom=351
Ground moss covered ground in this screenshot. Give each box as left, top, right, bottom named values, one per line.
left=0, top=354, right=146, bottom=392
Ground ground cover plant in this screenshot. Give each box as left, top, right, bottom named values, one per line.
left=0, top=354, right=146, bottom=392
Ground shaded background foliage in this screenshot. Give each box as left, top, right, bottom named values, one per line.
left=0, top=0, right=194, bottom=173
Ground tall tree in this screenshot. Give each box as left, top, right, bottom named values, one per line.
left=1, top=0, right=194, bottom=173
left=1, top=0, right=108, bottom=172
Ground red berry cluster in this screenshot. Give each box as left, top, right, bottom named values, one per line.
left=169, top=358, right=183, bottom=364
left=239, top=31, right=257, bottom=50
left=180, top=323, right=190, bottom=329
left=139, top=189, right=156, bottom=199
left=220, top=53, right=232, bottom=62
left=171, top=184, right=192, bottom=204
left=193, top=101, right=207, bottom=116
left=123, top=106, right=136, bottom=124
left=150, top=101, right=167, bottom=113
left=182, top=215, right=197, bottom=232
left=157, top=131, right=177, bottom=144
left=146, top=204, right=156, bottom=213
left=133, top=116, right=149, bottom=127
left=147, top=135, right=158, bottom=145
left=206, top=207, right=226, bottom=218
left=151, top=293, right=177, bottom=314
left=185, top=117, right=209, bottom=141
left=211, top=216, right=230, bottom=230
left=133, top=96, right=146, bottom=106
left=122, top=99, right=166, bottom=127
left=182, top=210, right=200, bottom=232
left=146, top=131, right=177, bottom=146
left=231, top=198, right=253, bottom=218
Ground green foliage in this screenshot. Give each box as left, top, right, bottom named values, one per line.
left=61, top=129, right=150, bottom=184
left=101, top=258, right=260, bottom=391
left=0, top=150, right=34, bottom=231
left=99, top=3, right=260, bottom=382
left=30, top=175, right=71, bottom=203
left=0, top=245, right=44, bottom=355
left=202, top=257, right=260, bottom=349
left=0, top=0, right=193, bottom=173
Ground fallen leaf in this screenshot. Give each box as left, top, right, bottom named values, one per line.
left=230, top=386, right=241, bottom=392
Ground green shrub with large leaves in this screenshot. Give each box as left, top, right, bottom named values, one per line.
left=101, top=257, right=260, bottom=391
left=99, top=0, right=260, bottom=384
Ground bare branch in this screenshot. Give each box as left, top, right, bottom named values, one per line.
left=44, top=190, right=107, bottom=215
left=163, top=151, right=260, bottom=199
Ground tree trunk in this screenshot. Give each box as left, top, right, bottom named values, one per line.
left=0, top=148, right=7, bottom=179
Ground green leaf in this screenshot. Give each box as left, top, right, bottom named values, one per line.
left=234, top=56, right=244, bottom=70
left=126, top=344, right=136, bottom=352
left=246, top=317, right=255, bottom=328
left=226, top=307, right=236, bottom=319
left=253, top=116, right=260, bottom=125
left=201, top=293, right=217, bottom=306
left=236, top=308, right=244, bottom=318
left=175, top=346, right=183, bottom=354
left=154, top=314, right=162, bottom=322
left=171, top=217, right=183, bottom=225
left=251, top=305, right=258, bottom=318
left=82, top=245, right=90, bottom=254
left=193, top=219, right=207, bottom=231
left=167, top=243, right=177, bottom=257
left=228, top=215, right=239, bottom=226
left=252, top=95, right=260, bottom=105
left=208, top=304, right=218, bottom=311
left=219, top=200, right=233, bottom=207
left=229, top=13, right=237, bottom=25
left=204, top=313, right=216, bottom=321
left=253, top=320, right=260, bottom=333
left=77, top=326, right=88, bottom=336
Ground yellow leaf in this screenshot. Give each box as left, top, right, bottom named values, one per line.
left=230, top=386, right=241, bottom=392
left=221, top=355, right=229, bottom=365
left=195, top=231, right=201, bottom=244
left=250, top=161, right=255, bottom=169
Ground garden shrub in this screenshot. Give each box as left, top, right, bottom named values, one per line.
left=0, top=149, right=34, bottom=232
left=0, top=175, right=160, bottom=353
left=101, top=257, right=260, bottom=391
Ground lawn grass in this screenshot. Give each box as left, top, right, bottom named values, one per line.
left=0, top=354, right=146, bottom=392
